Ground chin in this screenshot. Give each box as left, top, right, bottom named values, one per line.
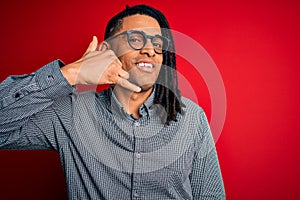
left=139, top=84, right=155, bottom=92
left=130, top=76, right=157, bottom=91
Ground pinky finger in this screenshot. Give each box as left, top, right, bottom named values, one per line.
left=117, top=78, right=141, bottom=93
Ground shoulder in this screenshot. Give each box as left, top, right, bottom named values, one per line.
left=180, top=97, right=210, bottom=134
left=71, top=90, right=97, bottom=101
left=181, top=97, right=205, bottom=116
left=71, top=90, right=109, bottom=103
left=71, top=90, right=111, bottom=115
left=50, top=91, right=99, bottom=119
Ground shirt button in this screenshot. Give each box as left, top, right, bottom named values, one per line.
left=47, top=75, right=54, bottom=83
left=136, top=153, right=141, bottom=159
left=133, top=192, right=139, bottom=197
left=15, top=92, right=21, bottom=98
left=134, top=122, right=140, bottom=127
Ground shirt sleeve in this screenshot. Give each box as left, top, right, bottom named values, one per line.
left=0, top=60, right=74, bottom=150
left=189, top=110, right=226, bottom=199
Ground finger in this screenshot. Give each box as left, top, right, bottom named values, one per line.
left=84, top=36, right=98, bottom=55
left=113, top=59, right=129, bottom=79
left=116, top=58, right=122, bottom=66
left=118, top=69, right=129, bottom=79
left=118, top=78, right=141, bottom=93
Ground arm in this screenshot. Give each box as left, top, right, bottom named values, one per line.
left=190, top=111, right=226, bottom=199
left=0, top=36, right=140, bottom=149
left=0, top=60, right=74, bottom=149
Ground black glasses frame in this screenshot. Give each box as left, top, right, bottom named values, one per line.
left=106, top=30, right=170, bottom=54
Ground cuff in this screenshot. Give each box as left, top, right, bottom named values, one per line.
left=35, top=60, right=75, bottom=99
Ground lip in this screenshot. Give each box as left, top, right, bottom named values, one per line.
left=135, top=60, right=155, bottom=73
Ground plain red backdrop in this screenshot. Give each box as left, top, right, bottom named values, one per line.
left=0, top=0, right=299, bottom=199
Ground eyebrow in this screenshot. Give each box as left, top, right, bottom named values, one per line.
left=105, top=31, right=127, bottom=42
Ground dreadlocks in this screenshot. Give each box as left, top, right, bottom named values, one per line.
left=104, top=4, right=185, bottom=125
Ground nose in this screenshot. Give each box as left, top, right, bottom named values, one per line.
left=140, top=39, right=155, bottom=57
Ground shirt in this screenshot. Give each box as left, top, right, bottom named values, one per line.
left=0, top=60, right=225, bottom=199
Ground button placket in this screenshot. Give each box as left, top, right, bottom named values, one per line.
left=132, top=121, right=143, bottom=199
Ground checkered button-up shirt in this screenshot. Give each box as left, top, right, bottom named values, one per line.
left=0, top=60, right=225, bottom=199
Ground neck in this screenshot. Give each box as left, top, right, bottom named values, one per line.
left=113, top=85, right=154, bottom=119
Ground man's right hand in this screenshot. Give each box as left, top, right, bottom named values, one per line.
left=61, top=36, right=141, bottom=92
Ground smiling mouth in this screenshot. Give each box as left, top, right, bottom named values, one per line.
left=136, top=62, right=155, bottom=72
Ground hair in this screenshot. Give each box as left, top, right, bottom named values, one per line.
left=104, top=4, right=185, bottom=125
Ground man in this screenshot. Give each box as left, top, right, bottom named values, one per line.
left=0, top=4, right=225, bottom=200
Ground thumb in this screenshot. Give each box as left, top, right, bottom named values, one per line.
left=84, top=36, right=98, bottom=55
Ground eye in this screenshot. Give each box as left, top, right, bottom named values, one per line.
left=130, top=38, right=142, bottom=43
left=152, top=37, right=164, bottom=49
left=153, top=42, right=162, bottom=48
left=129, top=34, right=144, bottom=44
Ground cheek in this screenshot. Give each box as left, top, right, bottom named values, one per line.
left=112, top=43, right=132, bottom=60
left=119, top=54, right=135, bottom=71
left=157, top=55, right=163, bottom=65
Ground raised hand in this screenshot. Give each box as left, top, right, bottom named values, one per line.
left=61, top=36, right=141, bottom=92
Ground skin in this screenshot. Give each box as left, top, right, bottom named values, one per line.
left=61, top=14, right=163, bottom=119
left=110, top=14, right=163, bottom=118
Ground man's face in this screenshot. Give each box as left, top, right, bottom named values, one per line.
left=109, top=14, right=163, bottom=91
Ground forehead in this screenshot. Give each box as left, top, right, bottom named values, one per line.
left=120, top=14, right=161, bottom=35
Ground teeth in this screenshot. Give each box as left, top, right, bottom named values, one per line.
left=137, top=62, right=153, bottom=68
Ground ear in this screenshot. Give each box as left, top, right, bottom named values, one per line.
left=97, top=41, right=111, bottom=51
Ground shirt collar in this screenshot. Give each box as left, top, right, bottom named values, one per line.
left=108, top=85, right=156, bottom=120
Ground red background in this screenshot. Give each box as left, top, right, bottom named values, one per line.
left=1, top=0, right=299, bottom=199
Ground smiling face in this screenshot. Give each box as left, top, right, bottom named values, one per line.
left=109, top=14, right=163, bottom=91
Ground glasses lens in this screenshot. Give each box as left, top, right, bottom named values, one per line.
left=128, top=32, right=145, bottom=50
left=127, top=31, right=170, bottom=54
left=152, top=36, right=168, bottom=54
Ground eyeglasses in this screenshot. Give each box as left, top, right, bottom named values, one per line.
left=106, top=30, right=170, bottom=54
